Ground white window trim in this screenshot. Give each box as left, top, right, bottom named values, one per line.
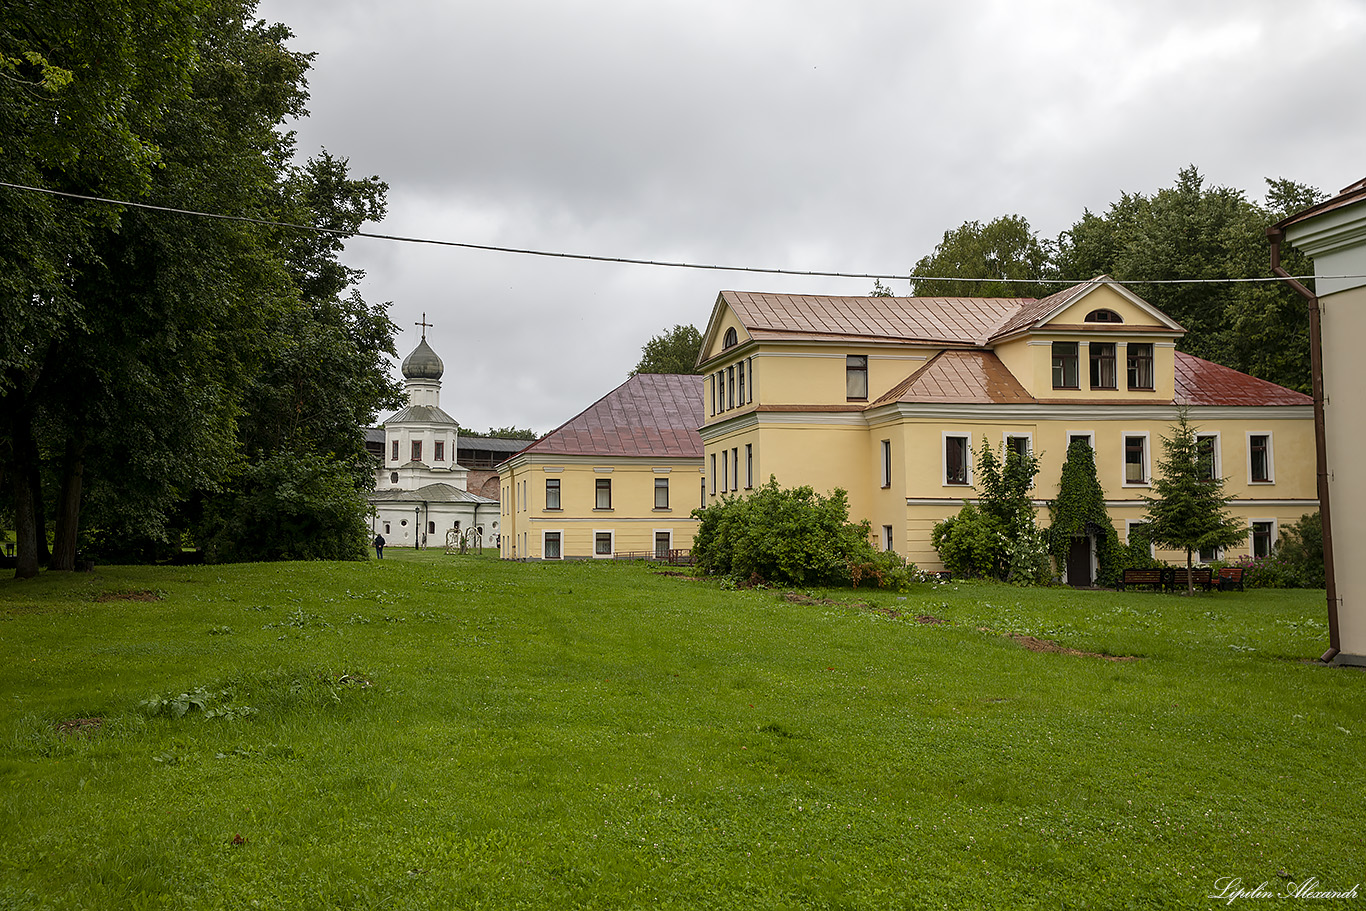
left=1121, top=431, right=1151, bottom=488
left=592, top=529, right=615, bottom=559
left=1196, top=431, right=1221, bottom=482
left=1066, top=430, right=1095, bottom=451
left=880, top=439, right=892, bottom=489
left=731, top=447, right=739, bottom=491
left=1002, top=431, right=1034, bottom=456
left=1249, top=518, right=1278, bottom=558
left=721, top=449, right=729, bottom=493
left=1125, top=519, right=1155, bottom=558
left=654, top=476, right=669, bottom=510
left=710, top=453, right=716, bottom=495
left=942, top=431, right=973, bottom=487
left=882, top=524, right=893, bottom=551
left=653, top=529, right=673, bottom=557
left=745, top=443, right=754, bottom=489
left=542, top=530, right=564, bottom=560
left=1246, top=431, right=1275, bottom=484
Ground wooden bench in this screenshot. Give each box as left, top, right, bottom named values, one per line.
left=1168, top=568, right=1213, bottom=592
left=1217, top=566, right=1245, bottom=592
left=1118, top=568, right=1165, bottom=591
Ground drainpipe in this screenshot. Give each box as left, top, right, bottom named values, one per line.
left=1267, top=227, right=1340, bottom=663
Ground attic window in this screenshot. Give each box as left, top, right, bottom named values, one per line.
left=1084, top=308, right=1123, bottom=323
left=723, top=327, right=738, bottom=349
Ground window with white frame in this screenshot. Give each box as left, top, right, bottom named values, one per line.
left=1005, top=433, right=1031, bottom=460
left=1196, top=434, right=1219, bottom=482
left=944, top=434, right=971, bottom=486
left=1067, top=431, right=1094, bottom=451
left=747, top=356, right=755, bottom=403
left=543, top=531, right=562, bottom=560
left=745, top=443, right=753, bottom=489
left=655, top=531, right=671, bottom=558
left=738, top=360, right=745, bottom=404
left=710, top=454, right=716, bottom=495
left=1251, top=519, right=1276, bottom=558
left=1123, top=433, right=1149, bottom=485
left=391, top=439, right=399, bottom=461
left=1248, top=433, right=1273, bottom=483
left=731, top=447, right=739, bottom=490
left=434, top=440, right=445, bottom=461
left=1198, top=544, right=1222, bottom=563
left=880, top=439, right=892, bottom=488
left=545, top=478, right=561, bottom=510
left=654, top=477, right=669, bottom=509
left=1052, top=342, right=1079, bottom=389
left=594, top=531, right=614, bottom=557
left=721, top=450, right=729, bottom=493
left=595, top=477, right=612, bottom=509
left=882, top=525, right=893, bottom=551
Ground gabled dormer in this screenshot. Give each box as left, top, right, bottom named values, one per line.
left=989, top=277, right=1185, bottom=402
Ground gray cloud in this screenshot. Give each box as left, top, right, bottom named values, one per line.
left=258, top=0, right=1366, bottom=433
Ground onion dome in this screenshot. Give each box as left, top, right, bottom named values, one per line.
left=401, top=337, right=444, bottom=380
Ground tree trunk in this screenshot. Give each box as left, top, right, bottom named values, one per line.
left=1186, top=547, right=1194, bottom=597
left=50, top=434, right=86, bottom=571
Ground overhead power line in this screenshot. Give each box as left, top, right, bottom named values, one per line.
left=0, top=180, right=1346, bottom=285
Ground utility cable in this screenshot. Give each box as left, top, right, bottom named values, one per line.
left=1, top=180, right=1347, bottom=285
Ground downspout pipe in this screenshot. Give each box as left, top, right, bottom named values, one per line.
left=1268, top=227, right=1340, bottom=663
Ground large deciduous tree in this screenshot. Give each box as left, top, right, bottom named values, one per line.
left=1, top=0, right=400, bottom=574
left=1141, top=410, right=1247, bottom=594
left=630, top=325, right=703, bottom=376
left=1055, top=167, right=1323, bottom=393
left=910, top=215, right=1057, bottom=299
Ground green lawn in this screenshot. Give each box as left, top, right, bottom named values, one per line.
left=1, top=553, right=1362, bottom=909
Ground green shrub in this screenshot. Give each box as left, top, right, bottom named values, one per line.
left=932, top=439, right=1050, bottom=584
left=195, top=453, right=370, bottom=563
left=691, top=478, right=897, bottom=587
left=1275, top=511, right=1324, bottom=588
left=931, top=504, right=1002, bottom=579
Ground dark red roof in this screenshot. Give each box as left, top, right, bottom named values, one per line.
left=1174, top=353, right=1312, bottom=406
left=516, top=373, right=704, bottom=458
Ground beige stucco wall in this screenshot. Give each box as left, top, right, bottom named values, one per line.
left=498, top=456, right=702, bottom=560
left=1321, top=282, right=1366, bottom=661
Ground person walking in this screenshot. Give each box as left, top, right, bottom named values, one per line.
left=373, top=533, right=385, bottom=559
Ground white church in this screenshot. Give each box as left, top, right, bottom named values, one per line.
left=369, top=332, right=501, bottom=549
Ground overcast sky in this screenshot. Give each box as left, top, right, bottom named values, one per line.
left=254, top=0, right=1366, bottom=435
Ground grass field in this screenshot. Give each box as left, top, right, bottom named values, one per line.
left=1, top=551, right=1362, bottom=909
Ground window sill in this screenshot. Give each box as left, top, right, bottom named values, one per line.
left=652, top=508, right=672, bottom=513
left=1249, top=480, right=1275, bottom=485
left=1127, top=387, right=1155, bottom=392
left=1052, top=385, right=1080, bottom=391
left=592, top=508, right=614, bottom=512
left=544, top=508, right=562, bottom=512
left=1121, top=482, right=1151, bottom=488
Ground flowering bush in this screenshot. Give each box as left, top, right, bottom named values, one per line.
left=1230, top=553, right=1297, bottom=589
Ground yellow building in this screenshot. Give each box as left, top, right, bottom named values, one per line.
left=696, top=276, right=1317, bottom=583
left=498, top=374, right=704, bottom=560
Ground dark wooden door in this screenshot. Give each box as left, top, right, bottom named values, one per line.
left=1067, top=536, right=1091, bottom=587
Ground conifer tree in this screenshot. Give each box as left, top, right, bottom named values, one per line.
left=1142, top=410, right=1247, bottom=594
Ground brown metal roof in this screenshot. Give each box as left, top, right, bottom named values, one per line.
left=1175, top=352, right=1312, bottom=407
left=516, top=373, right=704, bottom=458
left=873, top=350, right=1037, bottom=406
left=721, top=291, right=1028, bottom=347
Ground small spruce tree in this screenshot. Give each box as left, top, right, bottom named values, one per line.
left=1142, top=409, right=1248, bottom=594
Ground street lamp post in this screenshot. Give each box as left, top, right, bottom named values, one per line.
left=414, top=506, right=420, bottom=550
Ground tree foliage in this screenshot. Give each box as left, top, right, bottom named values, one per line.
left=463, top=427, right=539, bottom=440
left=1055, top=167, right=1323, bottom=393
left=0, top=0, right=399, bottom=573
left=932, top=438, right=1050, bottom=583
left=911, top=215, right=1058, bottom=299
left=1141, top=410, right=1248, bottom=593
left=1046, top=439, right=1126, bottom=586
left=631, top=325, right=703, bottom=376
left=691, top=478, right=907, bottom=588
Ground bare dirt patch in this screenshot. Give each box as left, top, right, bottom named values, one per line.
left=95, top=590, right=161, bottom=603
left=55, top=717, right=104, bottom=737
left=1007, top=634, right=1138, bottom=662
